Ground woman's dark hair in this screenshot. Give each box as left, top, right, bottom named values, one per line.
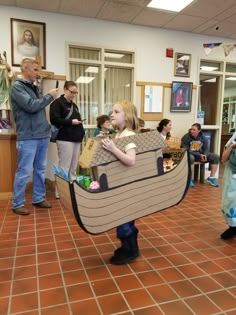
left=64, top=80, right=77, bottom=89
left=192, top=123, right=201, bottom=130
left=157, top=119, right=171, bottom=132
left=157, top=119, right=171, bottom=139
left=96, top=115, right=110, bottom=128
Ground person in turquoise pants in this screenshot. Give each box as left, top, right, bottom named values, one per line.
left=221, top=132, right=236, bottom=240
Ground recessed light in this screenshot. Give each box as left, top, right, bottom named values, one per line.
left=105, top=53, right=125, bottom=59
left=76, top=76, right=95, bottom=84
left=147, top=0, right=194, bottom=12
left=200, top=66, right=218, bottom=71
left=226, top=77, right=236, bottom=81
left=204, top=78, right=216, bottom=83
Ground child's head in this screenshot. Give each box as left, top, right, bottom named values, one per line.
left=138, top=118, right=145, bottom=129
left=111, top=100, right=139, bottom=132
left=96, top=115, right=110, bottom=129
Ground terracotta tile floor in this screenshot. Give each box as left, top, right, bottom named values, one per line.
left=0, top=174, right=236, bottom=314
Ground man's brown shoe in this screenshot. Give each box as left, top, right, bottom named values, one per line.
left=32, top=201, right=52, bottom=208
left=13, top=207, right=30, bottom=215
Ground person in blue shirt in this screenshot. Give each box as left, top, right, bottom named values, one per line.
left=181, top=123, right=220, bottom=187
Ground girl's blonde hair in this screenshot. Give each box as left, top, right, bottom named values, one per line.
left=116, top=100, right=139, bottom=132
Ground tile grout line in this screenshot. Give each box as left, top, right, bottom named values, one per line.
left=136, top=227, right=224, bottom=313
left=90, top=232, right=137, bottom=315
left=7, top=204, right=21, bottom=315
left=47, top=205, right=73, bottom=314
left=34, top=207, right=42, bottom=315
left=56, top=199, right=104, bottom=314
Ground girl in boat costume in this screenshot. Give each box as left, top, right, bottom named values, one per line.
left=101, top=100, right=139, bottom=265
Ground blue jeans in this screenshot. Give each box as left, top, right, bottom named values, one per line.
left=117, top=221, right=136, bottom=238
left=13, top=138, right=50, bottom=209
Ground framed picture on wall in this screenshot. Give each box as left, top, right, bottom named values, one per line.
left=170, top=81, right=193, bottom=112
left=11, top=18, right=46, bottom=68
left=174, top=52, right=191, bottom=77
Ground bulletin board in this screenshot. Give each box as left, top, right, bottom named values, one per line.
left=136, top=81, right=170, bottom=121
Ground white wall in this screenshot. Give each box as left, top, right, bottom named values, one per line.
left=1, top=5, right=236, bottom=179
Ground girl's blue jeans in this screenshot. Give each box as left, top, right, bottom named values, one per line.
left=117, top=221, right=136, bottom=238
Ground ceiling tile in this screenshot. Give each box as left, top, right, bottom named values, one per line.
left=0, top=0, right=16, bottom=5
left=59, top=0, right=106, bottom=18
left=114, top=0, right=150, bottom=6
left=1, top=0, right=236, bottom=39
left=226, top=13, right=236, bottom=23
left=214, top=4, right=236, bottom=21
left=97, top=1, right=143, bottom=23
left=228, top=32, right=236, bottom=39
left=17, top=0, right=61, bottom=12
left=133, top=8, right=176, bottom=27
left=192, top=19, right=218, bottom=33
left=201, top=20, right=236, bottom=37
left=164, top=14, right=206, bottom=32
left=182, top=0, right=236, bottom=19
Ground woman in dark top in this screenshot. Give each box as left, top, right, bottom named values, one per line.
left=50, top=81, right=85, bottom=196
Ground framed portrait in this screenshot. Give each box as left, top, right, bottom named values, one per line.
left=174, top=53, right=191, bottom=77
left=170, top=81, right=193, bottom=112
left=11, top=18, right=46, bottom=68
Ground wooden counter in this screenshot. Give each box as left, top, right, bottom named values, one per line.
left=0, top=133, right=17, bottom=199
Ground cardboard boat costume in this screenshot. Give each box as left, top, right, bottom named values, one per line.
left=55, top=130, right=191, bottom=234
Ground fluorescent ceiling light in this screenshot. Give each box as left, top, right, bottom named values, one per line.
left=76, top=76, right=95, bottom=84
left=204, top=78, right=216, bottom=83
left=105, top=52, right=124, bottom=59
left=226, top=77, right=236, bottom=81
left=147, top=0, right=194, bottom=12
left=85, top=66, right=99, bottom=73
left=85, top=66, right=107, bottom=73
left=200, top=66, right=218, bottom=71
left=178, top=55, right=190, bottom=61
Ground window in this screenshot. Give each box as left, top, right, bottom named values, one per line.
left=67, top=45, right=135, bottom=126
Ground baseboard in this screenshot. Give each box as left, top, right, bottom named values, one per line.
left=0, top=179, right=55, bottom=199
left=25, top=178, right=55, bottom=193
left=0, top=192, right=13, bottom=200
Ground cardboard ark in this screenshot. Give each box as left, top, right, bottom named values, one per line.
left=79, top=130, right=166, bottom=168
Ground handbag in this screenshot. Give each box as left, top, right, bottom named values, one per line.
left=50, top=105, right=74, bottom=143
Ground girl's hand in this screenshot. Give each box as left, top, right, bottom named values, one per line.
left=96, top=131, right=105, bottom=138
left=102, top=138, right=115, bottom=153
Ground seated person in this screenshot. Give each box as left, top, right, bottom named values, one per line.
left=138, top=118, right=145, bottom=129
left=94, top=114, right=116, bottom=137
left=181, top=123, right=220, bottom=187
left=157, top=118, right=173, bottom=165
left=157, top=118, right=172, bottom=140
left=138, top=118, right=151, bottom=133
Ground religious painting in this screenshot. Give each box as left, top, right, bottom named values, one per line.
left=11, top=18, right=46, bottom=68
left=170, top=81, right=192, bottom=112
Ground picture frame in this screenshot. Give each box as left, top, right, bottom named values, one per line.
left=170, top=81, right=193, bottom=112
left=11, top=18, right=46, bottom=68
left=174, top=52, right=191, bottom=77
